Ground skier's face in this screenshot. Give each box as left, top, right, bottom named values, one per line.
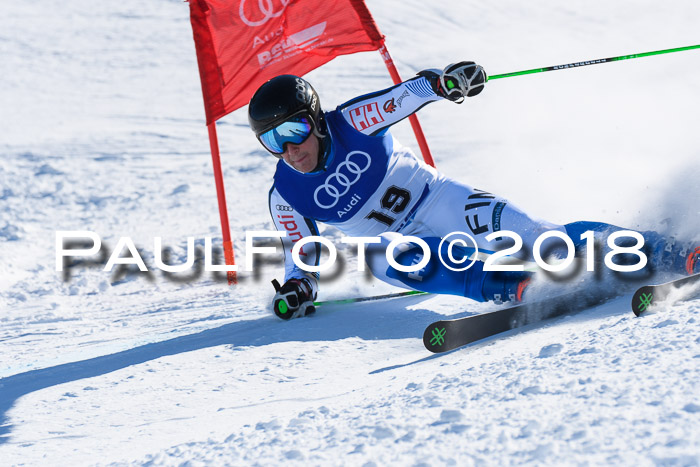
left=281, top=134, right=319, bottom=173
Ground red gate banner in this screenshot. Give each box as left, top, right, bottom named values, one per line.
left=189, top=0, right=385, bottom=124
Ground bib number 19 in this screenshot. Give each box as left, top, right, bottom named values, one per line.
left=366, top=186, right=412, bottom=227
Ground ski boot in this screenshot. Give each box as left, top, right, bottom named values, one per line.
left=649, top=237, right=700, bottom=276
left=481, top=271, right=531, bottom=304
left=687, top=246, right=700, bottom=275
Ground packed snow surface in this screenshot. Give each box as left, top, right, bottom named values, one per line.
left=1, top=0, right=699, bottom=465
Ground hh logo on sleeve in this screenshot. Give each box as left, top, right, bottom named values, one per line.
left=349, top=102, right=385, bottom=131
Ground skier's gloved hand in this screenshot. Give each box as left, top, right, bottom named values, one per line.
left=418, top=62, right=486, bottom=103
left=271, top=278, right=316, bottom=320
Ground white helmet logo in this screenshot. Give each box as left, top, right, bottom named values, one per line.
left=294, top=77, right=308, bottom=104
left=239, top=0, right=291, bottom=28
left=314, top=151, right=371, bottom=209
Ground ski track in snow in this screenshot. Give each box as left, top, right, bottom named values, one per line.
left=1, top=0, right=699, bottom=465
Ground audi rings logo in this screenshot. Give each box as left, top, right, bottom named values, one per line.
left=314, top=151, right=371, bottom=209
left=276, top=204, right=293, bottom=211
left=239, top=0, right=291, bottom=27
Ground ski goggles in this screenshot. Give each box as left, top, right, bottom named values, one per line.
left=257, top=115, right=314, bottom=155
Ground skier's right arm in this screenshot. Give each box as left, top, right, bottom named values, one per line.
left=269, top=187, right=321, bottom=319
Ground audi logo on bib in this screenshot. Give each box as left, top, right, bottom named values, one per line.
left=314, top=151, right=371, bottom=209
left=238, top=0, right=291, bottom=28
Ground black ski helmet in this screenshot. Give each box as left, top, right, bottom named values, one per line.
left=248, top=75, right=326, bottom=140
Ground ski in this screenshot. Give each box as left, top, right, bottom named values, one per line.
left=631, top=272, right=700, bottom=316
left=423, top=289, right=619, bottom=353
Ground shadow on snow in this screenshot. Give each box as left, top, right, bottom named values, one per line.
left=0, top=294, right=446, bottom=444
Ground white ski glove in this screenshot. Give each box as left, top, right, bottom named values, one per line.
left=271, top=278, right=316, bottom=320
left=418, top=61, right=487, bottom=103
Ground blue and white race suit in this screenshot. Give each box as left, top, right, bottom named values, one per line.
left=268, top=75, right=666, bottom=301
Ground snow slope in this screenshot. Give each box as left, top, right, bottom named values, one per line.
left=1, top=0, right=699, bottom=465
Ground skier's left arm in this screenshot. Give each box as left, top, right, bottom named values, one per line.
left=338, top=61, right=486, bottom=136
left=269, top=186, right=321, bottom=320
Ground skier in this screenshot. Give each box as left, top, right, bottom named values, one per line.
left=247, top=63, right=700, bottom=319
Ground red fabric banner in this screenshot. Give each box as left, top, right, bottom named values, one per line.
left=189, top=0, right=385, bottom=124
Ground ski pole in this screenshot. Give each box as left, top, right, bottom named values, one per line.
left=487, top=44, right=700, bottom=81
left=314, top=290, right=428, bottom=307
